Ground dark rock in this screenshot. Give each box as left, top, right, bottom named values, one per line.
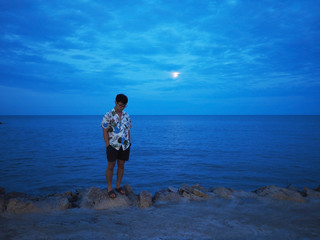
left=302, top=187, right=320, bottom=199
left=123, top=184, right=138, bottom=206
left=182, top=192, right=204, bottom=201
left=6, top=198, right=38, bottom=214
left=0, top=187, right=5, bottom=212
left=182, top=191, right=192, bottom=199
left=138, top=191, right=152, bottom=208
left=168, top=186, right=178, bottom=193
left=0, top=196, right=5, bottom=212
left=209, top=187, right=234, bottom=199
left=64, top=191, right=79, bottom=207
left=6, top=192, right=30, bottom=199
left=315, top=185, right=320, bottom=192
left=6, top=195, right=70, bottom=214
left=287, top=184, right=300, bottom=192
left=79, top=187, right=131, bottom=210
left=254, top=185, right=305, bottom=202
left=2, top=184, right=319, bottom=214
left=39, top=196, right=70, bottom=211
left=192, top=184, right=207, bottom=192
left=178, top=184, right=193, bottom=194
left=153, top=189, right=182, bottom=203
left=123, top=184, right=135, bottom=196
left=49, top=190, right=79, bottom=208
left=233, top=190, right=258, bottom=199
left=178, top=184, right=210, bottom=200
left=193, top=188, right=210, bottom=198
left=182, top=191, right=203, bottom=201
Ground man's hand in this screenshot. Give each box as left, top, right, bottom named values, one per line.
left=102, top=127, right=110, bottom=148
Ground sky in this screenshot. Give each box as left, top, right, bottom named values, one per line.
left=0, top=0, right=319, bottom=115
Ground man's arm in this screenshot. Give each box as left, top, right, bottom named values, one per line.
left=102, top=127, right=109, bottom=147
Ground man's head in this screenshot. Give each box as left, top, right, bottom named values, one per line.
left=116, top=94, right=128, bottom=104
left=115, top=94, right=128, bottom=111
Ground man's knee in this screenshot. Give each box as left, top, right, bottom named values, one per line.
left=117, top=161, right=125, bottom=170
left=118, top=164, right=125, bottom=170
left=107, top=162, right=116, bottom=171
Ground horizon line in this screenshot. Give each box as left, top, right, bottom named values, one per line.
left=1, top=114, right=320, bottom=117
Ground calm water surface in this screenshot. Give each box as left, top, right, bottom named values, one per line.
left=0, top=115, right=319, bottom=194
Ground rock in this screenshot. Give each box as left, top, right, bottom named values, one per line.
left=79, top=187, right=131, bottom=210
left=192, top=184, right=207, bottom=192
left=209, top=187, right=234, bottom=199
left=5, top=192, right=37, bottom=214
left=254, top=185, right=305, bottom=203
left=233, top=190, right=258, bottom=199
left=287, top=184, right=300, bottom=192
left=178, top=184, right=210, bottom=200
left=182, top=191, right=191, bottom=199
left=315, top=185, right=320, bottom=192
left=123, top=184, right=138, bottom=206
left=123, top=184, right=134, bottom=195
left=181, top=191, right=203, bottom=201
left=34, top=192, right=73, bottom=210
left=6, top=195, right=71, bottom=214
left=302, top=187, right=320, bottom=198
left=193, top=188, right=210, bottom=198
left=168, top=186, right=178, bottom=193
left=4, top=190, right=72, bottom=214
left=138, top=191, right=152, bottom=208
left=63, top=191, right=79, bottom=208
left=4, top=184, right=320, bottom=214
left=153, top=189, right=182, bottom=203
left=38, top=196, right=70, bottom=211
left=6, top=192, right=30, bottom=199
left=0, top=196, right=5, bottom=212
left=0, top=187, right=5, bottom=213
left=178, top=184, right=193, bottom=194
left=6, top=198, right=38, bottom=214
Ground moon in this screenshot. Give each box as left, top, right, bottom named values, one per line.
left=171, top=72, right=181, bottom=78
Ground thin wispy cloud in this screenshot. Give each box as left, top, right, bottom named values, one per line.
left=0, top=0, right=319, bottom=114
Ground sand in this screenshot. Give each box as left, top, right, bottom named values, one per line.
left=1, top=197, right=320, bottom=240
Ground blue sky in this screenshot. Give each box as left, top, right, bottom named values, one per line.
left=1, top=0, right=319, bottom=115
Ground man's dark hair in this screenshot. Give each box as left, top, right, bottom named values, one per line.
left=116, top=94, right=128, bottom=104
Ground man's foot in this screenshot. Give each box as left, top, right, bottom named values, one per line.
left=115, top=187, right=126, bottom=195
left=108, top=189, right=117, bottom=199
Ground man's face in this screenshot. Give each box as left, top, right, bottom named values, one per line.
left=115, top=101, right=126, bottom=112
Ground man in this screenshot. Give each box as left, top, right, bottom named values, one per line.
left=101, top=94, right=132, bottom=198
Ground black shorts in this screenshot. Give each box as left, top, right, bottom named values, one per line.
left=106, top=145, right=131, bottom=162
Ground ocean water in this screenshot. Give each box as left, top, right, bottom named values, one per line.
left=0, top=115, right=319, bottom=195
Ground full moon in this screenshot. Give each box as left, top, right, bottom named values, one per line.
left=171, top=72, right=181, bottom=78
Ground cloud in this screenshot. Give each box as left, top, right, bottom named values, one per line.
left=0, top=0, right=320, bottom=114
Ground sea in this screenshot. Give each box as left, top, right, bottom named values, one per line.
left=0, top=115, right=319, bottom=195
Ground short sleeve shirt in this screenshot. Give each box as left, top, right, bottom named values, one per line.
left=101, top=109, right=132, bottom=150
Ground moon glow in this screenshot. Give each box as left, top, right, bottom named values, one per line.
left=171, top=72, right=181, bottom=78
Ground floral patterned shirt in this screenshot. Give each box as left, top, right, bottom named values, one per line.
left=101, top=109, right=132, bottom=150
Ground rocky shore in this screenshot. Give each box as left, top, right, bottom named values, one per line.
left=1, top=183, right=320, bottom=215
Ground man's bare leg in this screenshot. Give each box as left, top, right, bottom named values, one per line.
left=116, top=160, right=125, bottom=194
left=106, top=161, right=116, bottom=197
